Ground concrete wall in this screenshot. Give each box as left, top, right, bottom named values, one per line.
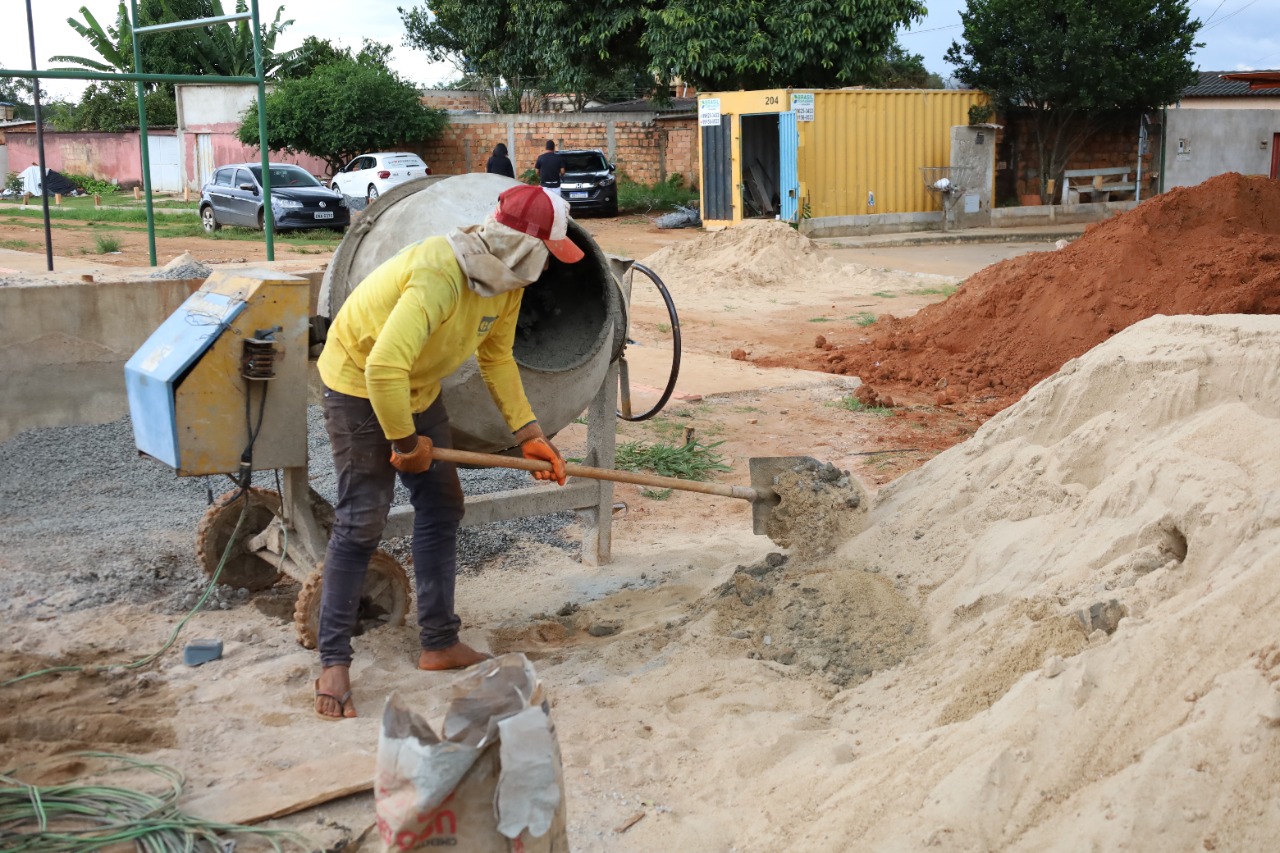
left=175, top=84, right=330, bottom=189
left=0, top=273, right=322, bottom=442
left=950, top=125, right=997, bottom=228
left=801, top=199, right=1138, bottom=239
left=1176, top=98, right=1280, bottom=110
left=418, top=113, right=699, bottom=187
left=4, top=130, right=176, bottom=187
left=177, top=83, right=261, bottom=128
left=1164, top=107, right=1280, bottom=188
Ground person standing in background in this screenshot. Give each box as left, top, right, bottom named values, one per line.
left=486, top=142, right=515, bottom=178
left=534, top=140, right=565, bottom=196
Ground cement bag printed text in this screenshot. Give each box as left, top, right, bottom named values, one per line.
left=376, top=653, right=567, bottom=852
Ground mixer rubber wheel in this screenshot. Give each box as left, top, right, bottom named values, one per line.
left=195, top=487, right=284, bottom=592
left=293, top=551, right=411, bottom=649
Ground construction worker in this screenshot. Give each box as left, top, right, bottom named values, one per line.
left=312, top=185, right=584, bottom=719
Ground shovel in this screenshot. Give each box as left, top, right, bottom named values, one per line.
left=429, top=447, right=818, bottom=534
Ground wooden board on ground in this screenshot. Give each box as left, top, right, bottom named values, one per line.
left=182, top=751, right=376, bottom=825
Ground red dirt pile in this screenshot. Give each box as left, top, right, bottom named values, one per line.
left=764, top=173, right=1280, bottom=414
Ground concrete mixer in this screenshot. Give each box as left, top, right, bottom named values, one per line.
left=124, top=174, right=666, bottom=648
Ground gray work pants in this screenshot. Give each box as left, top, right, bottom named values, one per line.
left=318, top=386, right=465, bottom=667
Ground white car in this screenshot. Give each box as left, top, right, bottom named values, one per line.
left=329, top=152, right=431, bottom=203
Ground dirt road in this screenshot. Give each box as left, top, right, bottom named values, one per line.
left=0, top=213, right=1059, bottom=850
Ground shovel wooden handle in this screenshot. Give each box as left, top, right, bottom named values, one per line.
left=429, top=446, right=762, bottom=502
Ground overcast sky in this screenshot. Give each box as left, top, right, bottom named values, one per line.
left=3, top=0, right=1277, bottom=102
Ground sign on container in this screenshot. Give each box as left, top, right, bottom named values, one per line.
left=699, top=98, right=722, bottom=127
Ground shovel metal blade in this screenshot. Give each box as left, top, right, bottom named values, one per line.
left=748, top=456, right=822, bottom=535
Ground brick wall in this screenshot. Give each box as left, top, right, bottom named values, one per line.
left=996, top=109, right=1160, bottom=203
left=405, top=113, right=700, bottom=189
left=419, top=90, right=491, bottom=111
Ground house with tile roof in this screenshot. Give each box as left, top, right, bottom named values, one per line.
left=1164, top=71, right=1280, bottom=187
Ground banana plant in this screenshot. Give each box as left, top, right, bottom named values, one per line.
left=181, top=0, right=293, bottom=78
left=50, top=0, right=292, bottom=81
left=49, top=3, right=135, bottom=74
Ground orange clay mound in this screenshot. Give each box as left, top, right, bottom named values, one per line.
left=760, top=172, right=1280, bottom=414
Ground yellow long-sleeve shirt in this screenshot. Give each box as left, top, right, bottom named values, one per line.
left=317, top=236, right=536, bottom=440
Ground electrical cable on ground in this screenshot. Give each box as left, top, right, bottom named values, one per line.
left=0, top=752, right=310, bottom=852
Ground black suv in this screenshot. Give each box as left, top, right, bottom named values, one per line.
left=557, top=149, right=618, bottom=217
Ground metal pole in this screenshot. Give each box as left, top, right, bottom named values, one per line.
left=130, top=0, right=157, bottom=267
left=250, top=0, right=274, bottom=260
left=0, top=69, right=261, bottom=85
left=25, top=0, right=53, bottom=272
left=1159, top=105, right=1168, bottom=195
left=1136, top=115, right=1144, bottom=203
left=133, top=11, right=251, bottom=34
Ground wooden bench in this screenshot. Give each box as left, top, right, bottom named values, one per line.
left=1062, top=166, right=1136, bottom=202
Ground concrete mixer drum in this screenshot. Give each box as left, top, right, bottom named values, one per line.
left=319, top=173, right=627, bottom=453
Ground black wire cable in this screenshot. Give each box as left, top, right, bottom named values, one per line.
left=618, top=262, right=682, bottom=422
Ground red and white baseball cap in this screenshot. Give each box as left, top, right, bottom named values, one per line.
left=494, top=185, right=586, bottom=264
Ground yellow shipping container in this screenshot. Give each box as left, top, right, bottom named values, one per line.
left=697, top=88, right=990, bottom=227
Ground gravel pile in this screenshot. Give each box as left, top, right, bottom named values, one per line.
left=0, top=409, right=576, bottom=619
left=150, top=262, right=212, bottom=280
left=342, top=195, right=368, bottom=213
left=150, top=251, right=212, bottom=281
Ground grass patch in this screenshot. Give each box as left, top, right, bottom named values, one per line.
left=93, top=234, right=122, bottom=254
left=617, top=174, right=698, bottom=214
left=808, top=317, right=834, bottom=323
left=911, top=284, right=958, bottom=297
left=0, top=204, right=157, bottom=224
left=0, top=238, right=38, bottom=250
left=846, top=312, right=877, bottom=326
left=871, top=290, right=899, bottom=299
left=614, top=438, right=730, bottom=481
left=829, top=396, right=895, bottom=416
left=656, top=322, right=671, bottom=334
left=646, top=416, right=723, bottom=443
left=640, top=487, right=673, bottom=501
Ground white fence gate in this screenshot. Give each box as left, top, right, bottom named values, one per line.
left=147, top=135, right=180, bottom=192
left=195, top=133, right=215, bottom=190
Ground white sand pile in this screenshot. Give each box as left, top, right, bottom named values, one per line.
left=559, top=314, right=1280, bottom=850
left=640, top=220, right=868, bottom=292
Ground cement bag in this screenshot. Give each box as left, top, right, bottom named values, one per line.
left=375, top=653, right=567, bottom=852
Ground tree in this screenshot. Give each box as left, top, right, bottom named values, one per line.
left=237, top=48, right=448, bottom=175
left=51, top=0, right=292, bottom=82
left=400, top=0, right=547, bottom=112
left=865, top=43, right=945, bottom=89
left=946, top=0, right=1200, bottom=202
left=181, top=0, right=293, bottom=78
left=0, top=80, right=46, bottom=121
left=69, top=81, right=177, bottom=132
left=643, top=0, right=927, bottom=91
left=50, top=3, right=135, bottom=74
left=275, top=36, right=350, bottom=80
left=401, top=0, right=927, bottom=106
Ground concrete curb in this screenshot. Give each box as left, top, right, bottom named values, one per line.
left=815, top=228, right=1085, bottom=249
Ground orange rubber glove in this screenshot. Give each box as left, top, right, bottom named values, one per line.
left=389, top=435, right=433, bottom=474
left=521, top=436, right=566, bottom=486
